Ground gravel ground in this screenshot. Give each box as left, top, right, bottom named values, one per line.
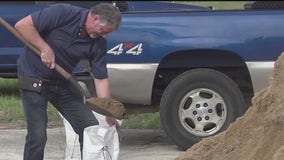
left=0, top=127, right=184, bottom=160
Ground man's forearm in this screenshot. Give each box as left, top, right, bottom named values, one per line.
left=94, top=78, right=111, bottom=98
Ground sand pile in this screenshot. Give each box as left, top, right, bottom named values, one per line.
left=175, top=52, right=284, bottom=160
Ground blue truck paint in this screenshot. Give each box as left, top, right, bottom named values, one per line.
left=125, top=1, right=210, bottom=11
left=0, top=1, right=210, bottom=77
left=106, top=10, right=284, bottom=62
left=1, top=1, right=284, bottom=150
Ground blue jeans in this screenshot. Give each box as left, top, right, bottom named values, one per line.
left=20, top=80, right=98, bottom=160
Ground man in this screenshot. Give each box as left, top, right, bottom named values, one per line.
left=15, top=2, right=122, bottom=160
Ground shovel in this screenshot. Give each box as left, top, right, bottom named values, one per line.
left=0, top=17, right=125, bottom=120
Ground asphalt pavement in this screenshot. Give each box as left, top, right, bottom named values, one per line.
left=0, top=127, right=184, bottom=160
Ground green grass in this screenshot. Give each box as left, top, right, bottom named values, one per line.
left=0, top=78, right=22, bottom=122
left=0, top=96, right=23, bottom=122
left=122, top=112, right=161, bottom=129
left=0, top=78, right=62, bottom=126
left=0, top=78, right=19, bottom=96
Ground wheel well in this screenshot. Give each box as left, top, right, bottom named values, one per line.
left=152, top=49, right=254, bottom=107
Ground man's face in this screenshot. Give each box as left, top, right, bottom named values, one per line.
left=88, top=15, right=115, bottom=38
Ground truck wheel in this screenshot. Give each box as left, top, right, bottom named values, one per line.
left=159, top=68, right=245, bottom=150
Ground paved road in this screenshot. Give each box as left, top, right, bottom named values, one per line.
left=0, top=127, right=184, bottom=160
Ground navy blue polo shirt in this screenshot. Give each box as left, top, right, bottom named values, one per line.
left=17, top=3, right=108, bottom=80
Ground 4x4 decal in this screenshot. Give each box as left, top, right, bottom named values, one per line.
left=107, top=43, right=143, bottom=55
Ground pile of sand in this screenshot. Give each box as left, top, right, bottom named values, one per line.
left=175, top=52, right=284, bottom=160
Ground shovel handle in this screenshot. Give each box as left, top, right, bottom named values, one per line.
left=0, top=17, right=71, bottom=80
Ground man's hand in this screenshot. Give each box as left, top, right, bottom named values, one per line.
left=106, top=116, right=121, bottom=132
left=41, top=46, right=55, bottom=69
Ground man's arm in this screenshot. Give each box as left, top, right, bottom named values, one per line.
left=94, top=78, right=111, bottom=98
left=15, top=15, right=55, bottom=69
left=94, top=78, right=121, bottom=130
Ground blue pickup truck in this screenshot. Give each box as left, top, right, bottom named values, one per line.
left=1, top=1, right=284, bottom=150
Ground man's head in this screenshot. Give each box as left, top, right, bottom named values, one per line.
left=86, top=3, right=122, bottom=38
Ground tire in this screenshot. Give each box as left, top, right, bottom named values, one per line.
left=159, top=68, right=245, bottom=150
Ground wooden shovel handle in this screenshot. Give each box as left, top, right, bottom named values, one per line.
left=0, top=17, right=71, bottom=80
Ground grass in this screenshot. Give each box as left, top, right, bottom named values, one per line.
left=122, top=112, right=161, bottom=129
left=0, top=79, right=23, bottom=122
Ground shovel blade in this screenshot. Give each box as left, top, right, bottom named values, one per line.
left=86, top=97, right=125, bottom=120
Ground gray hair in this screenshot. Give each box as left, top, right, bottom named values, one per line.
left=89, top=3, right=122, bottom=30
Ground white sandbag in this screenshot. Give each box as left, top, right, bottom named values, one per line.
left=62, top=116, right=81, bottom=160
left=61, top=112, right=122, bottom=160
left=83, top=125, right=119, bottom=160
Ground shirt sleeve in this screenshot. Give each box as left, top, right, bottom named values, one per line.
left=90, top=38, right=108, bottom=79
left=31, top=3, right=80, bottom=33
